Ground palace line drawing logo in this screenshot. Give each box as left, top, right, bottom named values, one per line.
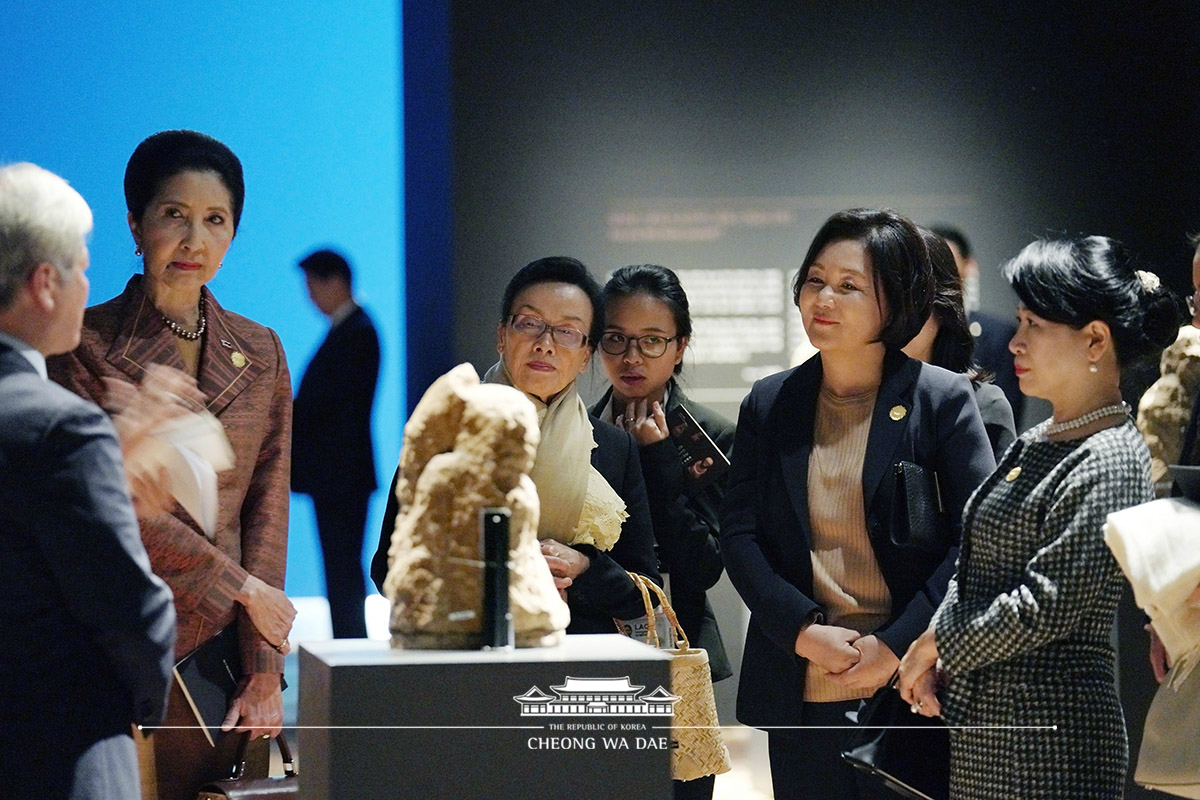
left=513, top=676, right=679, bottom=717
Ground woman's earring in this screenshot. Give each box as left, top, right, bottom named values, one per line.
left=134, top=247, right=142, bottom=256
left=1088, top=362, right=1099, bottom=373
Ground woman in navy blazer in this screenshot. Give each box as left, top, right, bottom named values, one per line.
left=720, top=209, right=996, bottom=800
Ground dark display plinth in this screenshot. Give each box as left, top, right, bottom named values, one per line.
left=298, top=635, right=673, bottom=800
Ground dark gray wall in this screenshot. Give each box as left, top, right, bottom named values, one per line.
left=446, top=5, right=1199, bottom=793
left=451, top=2, right=1199, bottom=392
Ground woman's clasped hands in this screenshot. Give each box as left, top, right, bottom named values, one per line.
left=897, top=626, right=944, bottom=717
left=795, top=623, right=900, bottom=691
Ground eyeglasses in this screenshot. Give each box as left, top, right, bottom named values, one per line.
left=506, top=314, right=588, bottom=350
left=599, top=332, right=679, bottom=358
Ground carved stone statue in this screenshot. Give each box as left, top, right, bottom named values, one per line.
left=383, top=363, right=568, bottom=648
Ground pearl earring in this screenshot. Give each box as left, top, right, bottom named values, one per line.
left=1088, top=362, right=1099, bottom=373
left=134, top=247, right=142, bottom=256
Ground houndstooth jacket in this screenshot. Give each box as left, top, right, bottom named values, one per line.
left=934, top=418, right=1153, bottom=799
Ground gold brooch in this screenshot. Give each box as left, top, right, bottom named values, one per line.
left=889, top=405, right=907, bottom=421
left=1005, top=467, right=1022, bottom=482
left=231, top=352, right=247, bottom=368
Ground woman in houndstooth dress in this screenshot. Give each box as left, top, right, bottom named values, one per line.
left=898, top=236, right=1185, bottom=799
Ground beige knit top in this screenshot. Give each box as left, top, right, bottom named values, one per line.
left=805, top=384, right=892, bottom=702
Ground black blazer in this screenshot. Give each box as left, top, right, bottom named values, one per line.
left=720, top=351, right=996, bottom=726
left=370, top=413, right=661, bottom=634
left=969, top=310, right=1023, bottom=425
left=0, top=344, right=176, bottom=795
left=291, top=305, right=380, bottom=497
left=591, top=382, right=733, bottom=680
left=973, top=380, right=1017, bottom=462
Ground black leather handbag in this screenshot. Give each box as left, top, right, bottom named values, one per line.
left=890, top=461, right=948, bottom=552
left=196, top=733, right=298, bottom=799
left=841, top=679, right=949, bottom=800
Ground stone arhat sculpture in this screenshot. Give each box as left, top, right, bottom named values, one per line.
left=383, top=363, right=569, bottom=648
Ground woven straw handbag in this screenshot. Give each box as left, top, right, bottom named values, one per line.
left=619, top=572, right=732, bottom=783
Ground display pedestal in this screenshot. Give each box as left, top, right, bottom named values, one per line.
left=298, top=634, right=673, bottom=800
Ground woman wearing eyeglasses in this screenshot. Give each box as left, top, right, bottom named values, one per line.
left=590, top=264, right=733, bottom=800
left=371, top=257, right=660, bottom=633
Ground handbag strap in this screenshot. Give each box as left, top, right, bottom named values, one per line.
left=230, top=732, right=297, bottom=779
left=626, top=572, right=691, bottom=651
left=637, top=574, right=691, bottom=651
left=616, top=570, right=661, bottom=648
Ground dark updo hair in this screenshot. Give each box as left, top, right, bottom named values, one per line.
left=602, top=264, right=692, bottom=375
left=793, top=208, right=933, bottom=350
left=1002, top=236, right=1185, bottom=368
left=920, top=228, right=976, bottom=375
left=124, top=130, right=245, bottom=232
left=500, top=256, right=604, bottom=349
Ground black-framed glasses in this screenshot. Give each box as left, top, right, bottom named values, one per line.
left=506, top=314, right=588, bottom=350
left=599, top=332, right=679, bottom=358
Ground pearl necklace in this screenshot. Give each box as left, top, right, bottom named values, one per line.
left=161, top=296, right=206, bottom=341
left=1043, top=401, right=1130, bottom=437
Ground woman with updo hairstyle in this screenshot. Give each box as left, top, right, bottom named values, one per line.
left=899, top=236, right=1185, bottom=799
left=591, top=264, right=734, bottom=800
left=721, top=208, right=996, bottom=799
left=49, top=130, right=296, bottom=798
left=904, top=228, right=1016, bottom=460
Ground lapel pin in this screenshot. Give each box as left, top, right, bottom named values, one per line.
left=220, top=338, right=233, bottom=349
left=231, top=352, right=247, bottom=368
left=1005, top=467, right=1022, bottom=482
left=889, top=405, right=907, bottom=421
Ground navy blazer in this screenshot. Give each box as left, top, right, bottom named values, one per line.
left=720, top=351, right=995, bottom=726
left=371, top=413, right=661, bottom=633
left=973, top=380, right=1017, bottom=462
left=0, top=343, right=175, bottom=796
left=969, top=310, right=1023, bottom=425
left=292, top=305, right=380, bottom=497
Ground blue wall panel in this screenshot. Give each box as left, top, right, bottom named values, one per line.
left=0, top=1, right=404, bottom=598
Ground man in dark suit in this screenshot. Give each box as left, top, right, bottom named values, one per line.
left=931, top=225, right=1024, bottom=426
left=293, top=249, right=380, bottom=639
left=0, top=162, right=176, bottom=799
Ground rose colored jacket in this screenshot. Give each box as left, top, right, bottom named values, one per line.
left=49, top=275, right=291, bottom=675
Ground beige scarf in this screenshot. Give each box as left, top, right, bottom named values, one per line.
left=484, top=360, right=627, bottom=551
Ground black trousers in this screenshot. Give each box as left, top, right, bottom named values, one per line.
left=767, top=699, right=895, bottom=800
left=673, top=773, right=715, bottom=800
left=313, top=491, right=370, bottom=639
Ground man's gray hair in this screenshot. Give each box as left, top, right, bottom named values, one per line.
left=0, top=163, right=93, bottom=310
